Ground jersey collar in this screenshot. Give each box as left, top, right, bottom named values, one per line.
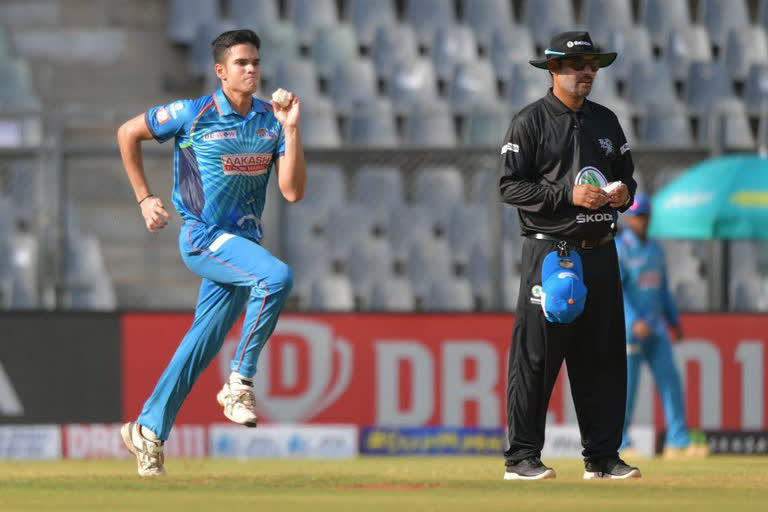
left=213, top=88, right=267, bottom=118
left=545, top=88, right=593, bottom=116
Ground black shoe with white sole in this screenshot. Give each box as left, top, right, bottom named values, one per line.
left=504, top=457, right=556, bottom=480
left=583, top=457, right=642, bottom=480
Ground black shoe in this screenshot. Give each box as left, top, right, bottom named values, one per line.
left=583, top=457, right=642, bottom=480
left=504, top=457, right=556, bottom=480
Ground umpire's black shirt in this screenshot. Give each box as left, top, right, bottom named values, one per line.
left=499, top=88, right=637, bottom=240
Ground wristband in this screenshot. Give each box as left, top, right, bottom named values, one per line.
left=138, top=194, right=155, bottom=205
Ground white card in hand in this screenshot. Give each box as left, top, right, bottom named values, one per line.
left=602, top=181, right=621, bottom=194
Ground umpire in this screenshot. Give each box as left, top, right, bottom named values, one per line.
left=500, top=32, right=639, bottom=480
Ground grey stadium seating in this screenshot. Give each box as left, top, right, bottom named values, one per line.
left=345, top=0, right=397, bottom=49
left=461, top=0, right=516, bottom=50
left=286, top=0, right=339, bottom=46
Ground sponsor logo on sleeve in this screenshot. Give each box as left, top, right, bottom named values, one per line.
left=501, top=143, right=519, bottom=154
left=221, top=153, right=273, bottom=176
left=155, top=107, right=170, bottom=124
left=598, top=138, right=614, bottom=156
left=170, top=101, right=185, bottom=119
left=203, top=130, right=237, bottom=141
left=620, top=142, right=630, bottom=155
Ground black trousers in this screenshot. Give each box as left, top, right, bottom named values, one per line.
left=504, top=237, right=627, bottom=465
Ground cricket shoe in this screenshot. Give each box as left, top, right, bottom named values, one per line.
left=583, top=457, right=641, bottom=480
left=120, top=422, right=166, bottom=477
left=217, top=373, right=258, bottom=427
left=504, top=457, right=557, bottom=480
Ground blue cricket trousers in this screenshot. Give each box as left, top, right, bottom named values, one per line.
left=137, top=220, right=293, bottom=440
left=622, top=333, right=690, bottom=450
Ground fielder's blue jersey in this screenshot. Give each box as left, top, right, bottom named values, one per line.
left=145, top=88, right=285, bottom=243
left=616, top=228, right=680, bottom=343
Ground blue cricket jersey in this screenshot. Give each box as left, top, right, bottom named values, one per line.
left=616, top=228, right=680, bottom=343
left=145, top=88, right=285, bottom=243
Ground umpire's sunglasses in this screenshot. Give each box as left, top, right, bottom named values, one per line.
left=562, top=57, right=600, bottom=72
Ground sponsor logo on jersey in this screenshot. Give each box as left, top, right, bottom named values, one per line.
left=221, top=153, right=272, bottom=175
left=575, top=166, right=608, bottom=188
left=170, top=101, right=185, bottom=119
left=637, top=270, right=662, bottom=289
left=598, top=138, right=613, bottom=156
left=576, top=212, right=614, bottom=223
left=530, top=284, right=542, bottom=304
left=203, top=130, right=237, bottom=141
left=620, top=142, right=630, bottom=155
left=501, top=142, right=519, bottom=154
left=256, top=128, right=279, bottom=141
left=156, top=107, right=170, bottom=124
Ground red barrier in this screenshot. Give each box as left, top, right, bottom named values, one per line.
left=121, top=313, right=767, bottom=430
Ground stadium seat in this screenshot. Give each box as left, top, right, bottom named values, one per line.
left=63, top=235, right=117, bottom=311
left=469, top=168, right=497, bottom=204
left=413, top=166, right=464, bottom=206
left=639, top=0, right=692, bottom=48
left=228, top=0, right=279, bottom=31
left=502, top=206, right=523, bottom=242
left=9, top=233, right=39, bottom=309
left=640, top=103, right=694, bottom=147
left=665, top=25, right=713, bottom=81
left=286, top=0, right=339, bottom=46
left=353, top=166, right=404, bottom=207
left=606, top=26, right=654, bottom=82
left=625, top=59, right=680, bottom=108
left=344, top=98, right=399, bottom=147
left=328, top=203, right=387, bottom=263
left=724, top=27, right=768, bottom=82
left=521, top=0, right=576, bottom=48
left=683, top=61, right=735, bottom=113
left=0, top=25, right=12, bottom=58
left=698, top=98, right=756, bottom=150
left=0, top=58, right=42, bottom=112
left=448, top=205, right=491, bottom=264
left=431, top=25, right=479, bottom=82
left=580, top=0, right=634, bottom=45
left=167, top=0, right=220, bottom=45
left=388, top=57, right=439, bottom=109
left=187, top=20, right=237, bottom=76
left=371, top=24, right=419, bottom=80
left=345, top=0, right=397, bottom=48
left=461, top=0, right=515, bottom=49
left=368, top=277, right=416, bottom=311
left=273, top=59, right=321, bottom=102
left=257, top=22, right=300, bottom=83
left=346, top=238, right=394, bottom=302
left=449, top=59, right=499, bottom=112
left=761, top=0, right=768, bottom=30
left=407, top=237, right=454, bottom=299
left=297, top=163, right=345, bottom=210
left=490, top=26, right=537, bottom=77
left=299, top=98, right=341, bottom=148
left=461, top=103, right=513, bottom=146
left=389, top=205, right=436, bottom=261
left=311, top=24, right=358, bottom=81
left=743, top=64, right=768, bottom=114
left=424, top=279, right=475, bottom=311
left=404, top=0, right=457, bottom=48
left=587, top=65, right=620, bottom=104
left=697, top=0, right=750, bottom=49
left=503, top=62, right=552, bottom=110
left=467, top=243, right=493, bottom=309
left=308, top=275, right=354, bottom=311
left=283, top=237, right=330, bottom=305
left=403, top=101, right=458, bottom=147
left=328, top=58, right=378, bottom=111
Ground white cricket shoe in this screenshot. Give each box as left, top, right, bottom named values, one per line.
left=217, top=373, right=258, bottom=427
left=120, top=422, right=166, bottom=477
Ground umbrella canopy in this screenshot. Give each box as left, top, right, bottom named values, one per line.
left=648, top=154, right=768, bottom=240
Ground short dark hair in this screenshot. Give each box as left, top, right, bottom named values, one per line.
left=212, top=29, right=261, bottom=63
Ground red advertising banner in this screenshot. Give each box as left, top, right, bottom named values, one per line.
left=121, top=314, right=768, bottom=430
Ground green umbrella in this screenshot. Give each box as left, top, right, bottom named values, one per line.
left=648, top=154, right=768, bottom=240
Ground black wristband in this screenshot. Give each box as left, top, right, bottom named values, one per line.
left=138, top=194, right=155, bottom=205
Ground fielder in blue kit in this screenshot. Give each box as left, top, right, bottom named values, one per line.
left=116, top=30, right=306, bottom=476
left=617, top=194, right=696, bottom=457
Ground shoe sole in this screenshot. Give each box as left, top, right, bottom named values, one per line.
left=503, top=468, right=556, bottom=480
left=217, top=390, right=258, bottom=428
left=121, top=422, right=166, bottom=477
left=583, top=469, right=642, bottom=480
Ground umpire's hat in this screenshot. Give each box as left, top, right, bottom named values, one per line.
left=529, top=31, right=617, bottom=69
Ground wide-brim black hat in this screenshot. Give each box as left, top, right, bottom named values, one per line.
left=529, top=31, right=617, bottom=69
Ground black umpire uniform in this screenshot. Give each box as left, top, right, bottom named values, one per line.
left=500, top=33, right=637, bottom=469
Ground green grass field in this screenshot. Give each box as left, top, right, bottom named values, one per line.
left=1, top=457, right=767, bottom=512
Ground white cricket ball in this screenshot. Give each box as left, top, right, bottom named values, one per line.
left=271, top=88, right=291, bottom=108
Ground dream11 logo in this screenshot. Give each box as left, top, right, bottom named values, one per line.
left=220, top=319, right=352, bottom=422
